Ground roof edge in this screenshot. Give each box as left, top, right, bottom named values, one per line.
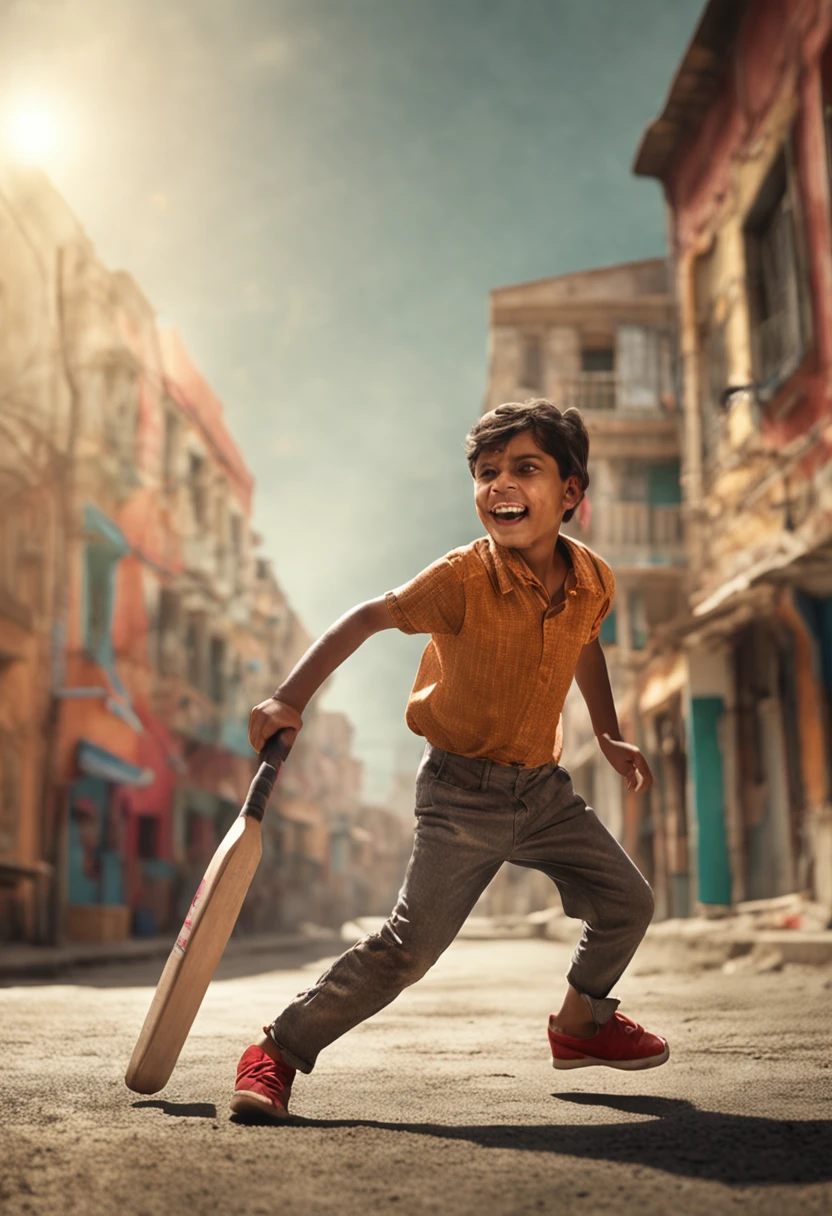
left=488, top=255, right=668, bottom=299
left=633, top=0, right=748, bottom=181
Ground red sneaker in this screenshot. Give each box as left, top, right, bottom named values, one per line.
left=230, top=1042, right=296, bottom=1119
left=548, top=1011, right=669, bottom=1071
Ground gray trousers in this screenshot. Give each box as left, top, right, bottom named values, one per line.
left=269, top=743, right=655, bottom=1073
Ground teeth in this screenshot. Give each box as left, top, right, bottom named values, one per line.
left=493, top=505, right=525, bottom=516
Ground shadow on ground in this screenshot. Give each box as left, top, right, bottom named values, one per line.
left=133, top=1100, right=218, bottom=1119
left=218, top=1092, right=832, bottom=1187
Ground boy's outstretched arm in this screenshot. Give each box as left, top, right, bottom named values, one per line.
left=248, top=597, right=396, bottom=751
left=573, top=637, right=653, bottom=794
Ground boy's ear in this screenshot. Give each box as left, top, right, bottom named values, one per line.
left=564, top=477, right=583, bottom=504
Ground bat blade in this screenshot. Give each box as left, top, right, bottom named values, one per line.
left=125, top=733, right=290, bottom=1095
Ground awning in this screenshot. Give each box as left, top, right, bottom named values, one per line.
left=639, top=652, right=687, bottom=716
left=83, top=503, right=130, bottom=556
left=77, top=740, right=154, bottom=787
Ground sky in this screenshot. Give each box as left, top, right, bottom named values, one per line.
left=0, top=0, right=702, bottom=802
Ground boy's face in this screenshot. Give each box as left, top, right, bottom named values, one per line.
left=472, top=430, right=582, bottom=545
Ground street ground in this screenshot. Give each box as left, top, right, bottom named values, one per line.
left=1, top=936, right=831, bottom=1216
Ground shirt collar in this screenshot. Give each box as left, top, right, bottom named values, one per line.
left=487, top=532, right=603, bottom=600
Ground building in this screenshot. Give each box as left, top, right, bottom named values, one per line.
left=483, top=260, right=685, bottom=913
left=0, top=165, right=377, bottom=943
left=0, top=166, right=72, bottom=940
left=634, top=0, right=832, bottom=914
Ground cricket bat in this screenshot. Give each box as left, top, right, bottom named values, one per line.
left=125, top=730, right=292, bottom=1095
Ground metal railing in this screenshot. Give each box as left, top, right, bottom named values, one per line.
left=559, top=372, right=673, bottom=413
left=592, top=502, right=684, bottom=562
left=562, top=372, right=617, bottom=411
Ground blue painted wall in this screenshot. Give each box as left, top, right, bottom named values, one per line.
left=68, top=776, right=125, bottom=907
left=688, top=696, right=732, bottom=905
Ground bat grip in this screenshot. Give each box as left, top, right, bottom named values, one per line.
left=259, top=729, right=293, bottom=771
left=240, top=729, right=293, bottom=823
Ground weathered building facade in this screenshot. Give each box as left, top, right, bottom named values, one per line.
left=634, top=0, right=832, bottom=914
left=0, top=166, right=379, bottom=944
left=0, top=167, right=72, bottom=940
left=483, top=259, right=685, bottom=913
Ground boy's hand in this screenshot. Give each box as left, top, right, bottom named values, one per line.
left=248, top=697, right=303, bottom=754
left=598, top=734, right=653, bottom=794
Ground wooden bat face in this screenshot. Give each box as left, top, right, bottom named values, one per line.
left=125, top=732, right=292, bottom=1094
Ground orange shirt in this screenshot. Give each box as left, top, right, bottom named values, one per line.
left=385, top=532, right=614, bottom=768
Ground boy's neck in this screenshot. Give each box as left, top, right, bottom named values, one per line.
left=505, top=527, right=567, bottom=590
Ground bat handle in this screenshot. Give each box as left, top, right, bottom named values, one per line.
left=259, top=728, right=294, bottom=771
left=240, top=729, right=293, bottom=823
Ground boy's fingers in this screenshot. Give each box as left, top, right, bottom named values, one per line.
left=634, top=755, right=652, bottom=794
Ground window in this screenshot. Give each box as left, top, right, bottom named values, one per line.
left=230, top=515, right=244, bottom=574
left=209, top=636, right=226, bottom=704
left=155, top=588, right=180, bottom=674
left=189, top=453, right=207, bottom=527
left=577, top=347, right=615, bottom=410
left=0, top=731, right=21, bottom=854
left=137, top=816, right=158, bottom=860
left=185, top=612, right=205, bottom=690
left=102, top=362, right=138, bottom=469
left=162, top=411, right=179, bottom=492
left=599, top=609, right=617, bottom=646
left=822, top=39, right=832, bottom=212
left=743, top=137, right=811, bottom=391
left=647, top=460, right=682, bottom=506
left=84, top=547, right=116, bottom=664
left=617, top=327, right=665, bottom=410
left=581, top=348, right=614, bottom=373
left=519, top=337, right=543, bottom=391
left=629, top=590, right=649, bottom=651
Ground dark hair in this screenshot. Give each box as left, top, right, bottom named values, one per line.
left=465, top=399, right=590, bottom=523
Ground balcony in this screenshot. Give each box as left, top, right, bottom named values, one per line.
left=560, top=372, right=675, bottom=416
left=564, top=371, right=617, bottom=411
left=592, top=502, right=685, bottom=567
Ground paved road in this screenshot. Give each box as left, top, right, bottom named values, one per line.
left=2, top=936, right=831, bottom=1215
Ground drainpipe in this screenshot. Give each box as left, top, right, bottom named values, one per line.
left=38, top=245, right=82, bottom=946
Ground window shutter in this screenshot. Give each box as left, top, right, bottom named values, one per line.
left=616, top=325, right=660, bottom=409
left=785, top=126, right=813, bottom=359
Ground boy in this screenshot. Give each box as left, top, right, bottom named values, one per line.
left=231, top=398, right=667, bottom=1121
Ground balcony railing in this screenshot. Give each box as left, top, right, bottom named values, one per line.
left=560, top=372, right=673, bottom=414
left=592, top=503, right=684, bottom=565
left=564, top=372, right=617, bottom=411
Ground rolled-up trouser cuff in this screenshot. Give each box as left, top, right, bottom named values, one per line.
left=266, top=1024, right=316, bottom=1074
left=565, top=965, right=620, bottom=1026
left=581, top=993, right=620, bottom=1026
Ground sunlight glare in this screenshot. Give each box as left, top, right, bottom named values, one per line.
left=6, top=104, right=58, bottom=162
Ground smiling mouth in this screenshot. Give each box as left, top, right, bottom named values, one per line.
left=490, top=506, right=529, bottom=524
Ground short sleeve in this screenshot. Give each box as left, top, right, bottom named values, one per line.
left=586, top=564, right=615, bottom=643
left=385, top=556, right=466, bottom=636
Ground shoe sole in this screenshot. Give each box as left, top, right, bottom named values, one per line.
left=229, top=1090, right=292, bottom=1120
left=552, top=1043, right=670, bottom=1071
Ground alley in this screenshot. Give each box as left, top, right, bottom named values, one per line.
left=2, top=936, right=830, bottom=1216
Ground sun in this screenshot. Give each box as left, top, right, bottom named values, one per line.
left=6, top=104, right=58, bottom=161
